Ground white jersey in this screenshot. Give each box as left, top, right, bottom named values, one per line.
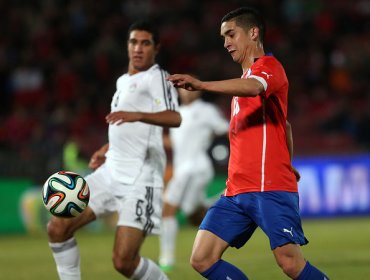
left=170, top=99, right=229, bottom=175
left=105, top=64, right=178, bottom=188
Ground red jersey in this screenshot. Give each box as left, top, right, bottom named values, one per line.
left=224, top=55, right=298, bottom=196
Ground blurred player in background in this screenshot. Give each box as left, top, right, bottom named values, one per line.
left=159, top=87, right=229, bottom=271
left=46, top=20, right=181, bottom=280
left=168, top=7, right=329, bottom=280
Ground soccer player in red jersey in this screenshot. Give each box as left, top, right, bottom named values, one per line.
left=168, top=7, right=329, bottom=280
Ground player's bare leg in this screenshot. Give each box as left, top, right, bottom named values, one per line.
left=191, top=230, right=248, bottom=279
left=47, top=206, right=96, bottom=242
left=190, top=229, right=228, bottom=272
left=273, top=243, right=306, bottom=278
left=47, top=206, right=96, bottom=280
left=273, top=244, right=329, bottom=279
left=162, top=202, right=178, bottom=219
left=114, top=226, right=168, bottom=280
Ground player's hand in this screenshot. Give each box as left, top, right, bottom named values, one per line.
left=89, top=150, right=106, bottom=170
left=106, top=111, right=143, bottom=125
left=292, top=166, right=301, bottom=182
left=167, top=74, right=202, bottom=91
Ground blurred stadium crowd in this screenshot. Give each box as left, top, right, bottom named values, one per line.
left=0, top=0, right=369, bottom=183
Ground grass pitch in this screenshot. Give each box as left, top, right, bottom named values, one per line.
left=1, top=217, right=370, bottom=279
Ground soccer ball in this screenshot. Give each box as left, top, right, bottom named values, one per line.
left=42, top=171, right=90, bottom=218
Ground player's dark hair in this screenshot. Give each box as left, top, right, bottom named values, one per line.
left=127, top=20, right=160, bottom=45
left=221, top=7, right=265, bottom=44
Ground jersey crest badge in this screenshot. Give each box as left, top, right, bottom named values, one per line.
left=154, top=98, right=161, bottom=105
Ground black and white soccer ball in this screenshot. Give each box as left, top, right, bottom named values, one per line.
left=42, top=171, right=90, bottom=218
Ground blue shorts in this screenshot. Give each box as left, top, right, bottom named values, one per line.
left=199, top=191, right=309, bottom=250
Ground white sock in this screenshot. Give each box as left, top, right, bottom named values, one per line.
left=159, top=216, right=178, bottom=266
left=49, top=237, right=80, bottom=280
left=131, top=257, right=168, bottom=280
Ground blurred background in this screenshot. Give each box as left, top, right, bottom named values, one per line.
left=0, top=1, right=369, bottom=279
left=0, top=0, right=369, bottom=242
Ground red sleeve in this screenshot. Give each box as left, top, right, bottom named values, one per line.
left=249, top=56, right=287, bottom=98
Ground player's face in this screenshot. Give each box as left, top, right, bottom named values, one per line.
left=221, top=20, right=254, bottom=64
left=127, top=30, right=159, bottom=74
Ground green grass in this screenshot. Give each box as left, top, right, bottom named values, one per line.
left=1, top=217, right=370, bottom=279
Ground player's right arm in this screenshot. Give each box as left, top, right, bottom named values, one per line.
left=167, top=74, right=264, bottom=97
left=286, top=121, right=300, bottom=182
left=89, top=143, right=109, bottom=170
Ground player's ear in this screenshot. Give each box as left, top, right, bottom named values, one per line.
left=250, top=27, right=260, bottom=41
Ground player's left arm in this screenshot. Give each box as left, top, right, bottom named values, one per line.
left=286, top=120, right=301, bottom=182
left=105, top=110, right=181, bottom=127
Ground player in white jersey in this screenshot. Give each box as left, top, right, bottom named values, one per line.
left=159, top=87, right=229, bottom=271
left=46, top=20, right=181, bottom=280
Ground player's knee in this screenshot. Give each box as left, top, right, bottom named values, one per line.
left=190, top=250, right=215, bottom=273
left=274, top=245, right=306, bottom=278
left=276, top=256, right=301, bottom=278
left=47, top=218, right=70, bottom=241
left=112, top=254, right=135, bottom=277
left=190, top=255, right=204, bottom=273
